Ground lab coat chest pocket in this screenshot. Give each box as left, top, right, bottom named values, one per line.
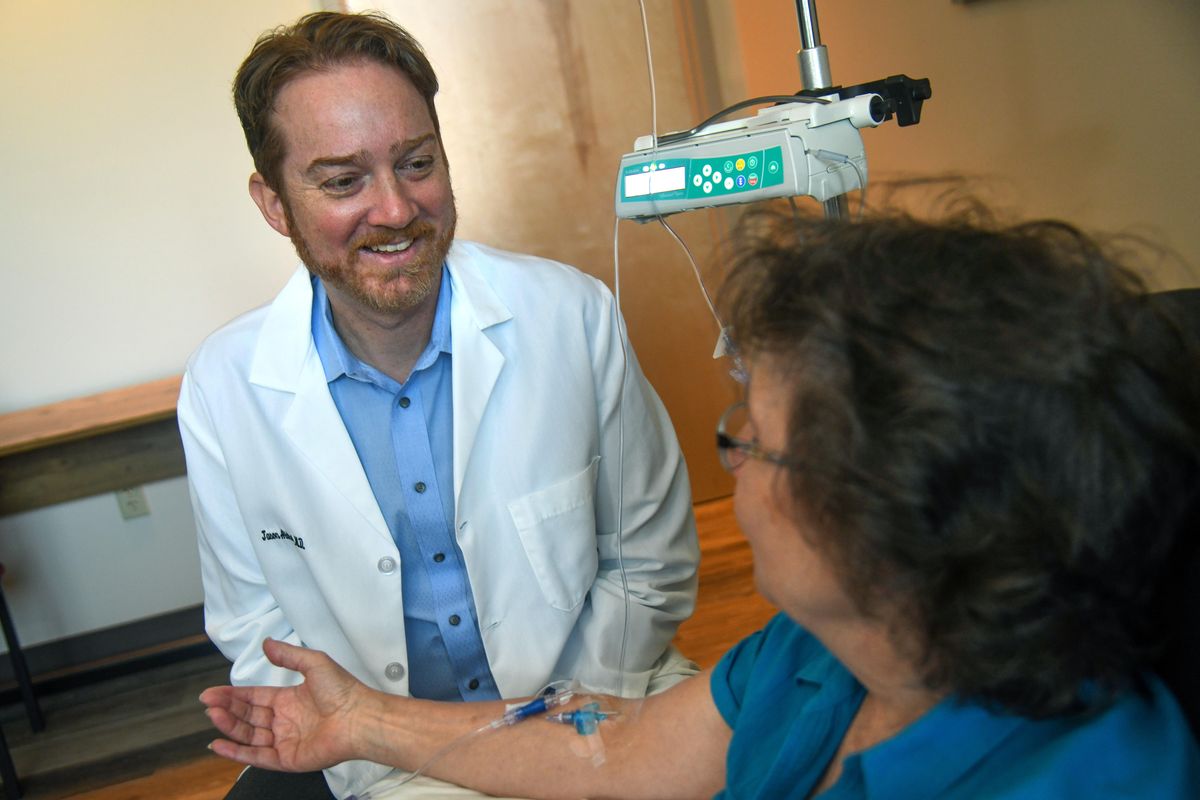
left=506, top=456, right=601, bottom=612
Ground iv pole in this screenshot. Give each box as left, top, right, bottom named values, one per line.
left=795, top=0, right=850, bottom=220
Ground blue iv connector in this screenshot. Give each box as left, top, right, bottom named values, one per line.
left=545, top=702, right=619, bottom=735
left=498, top=686, right=576, bottom=727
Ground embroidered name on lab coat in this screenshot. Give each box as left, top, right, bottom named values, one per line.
left=260, top=528, right=306, bottom=549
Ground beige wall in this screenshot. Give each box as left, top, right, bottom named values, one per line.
left=0, top=0, right=316, bottom=414
left=731, top=0, right=1200, bottom=289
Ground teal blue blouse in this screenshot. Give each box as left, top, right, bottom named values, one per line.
left=711, top=613, right=1200, bottom=799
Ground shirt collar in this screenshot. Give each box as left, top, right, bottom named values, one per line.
left=311, top=266, right=453, bottom=387
left=794, top=645, right=863, bottom=715
left=850, top=694, right=1026, bottom=800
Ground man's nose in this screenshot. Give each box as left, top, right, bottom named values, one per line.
left=366, top=175, right=419, bottom=229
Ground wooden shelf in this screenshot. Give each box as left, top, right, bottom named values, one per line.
left=0, top=376, right=182, bottom=458
left=0, top=377, right=186, bottom=516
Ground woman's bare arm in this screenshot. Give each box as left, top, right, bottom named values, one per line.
left=202, top=638, right=731, bottom=799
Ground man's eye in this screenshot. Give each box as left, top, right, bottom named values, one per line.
left=401, top=156, right=435, bottom=174
left=322, top=175, right=360, bottom=194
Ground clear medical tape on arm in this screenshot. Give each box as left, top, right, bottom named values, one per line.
left=374, top=680, right=628, bottom=791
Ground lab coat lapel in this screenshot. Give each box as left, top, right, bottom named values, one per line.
left=447, top=246, right=512, bottom=504
left=250, top=266, right=392, bottom=542
left=281, top=365, right=392, bottom=540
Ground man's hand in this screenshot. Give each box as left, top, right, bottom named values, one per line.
left=200, top=638, right=372, bottom=772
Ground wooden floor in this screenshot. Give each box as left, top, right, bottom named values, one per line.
left=5, top=496, right=773, bottom=799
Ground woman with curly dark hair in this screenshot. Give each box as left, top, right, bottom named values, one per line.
left=201, top=207, right=1200, bottom=799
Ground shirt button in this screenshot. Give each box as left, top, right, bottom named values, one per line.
left=433, top=552, right=445, bottom=563
left=377, top=557, right=397, bottom=574
left=449, top=614, right=461, bottom=626
left=384, top=662, right=406, bottom=681
left=398, top=396, right=411, bottom=408
left=468, top=678, right=480, bottom=690
left=414, top=481, right=427, bottom=493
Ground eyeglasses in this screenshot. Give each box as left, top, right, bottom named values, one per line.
left=715, top=401, right=795, bottom=472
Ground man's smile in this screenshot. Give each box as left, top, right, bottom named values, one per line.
left=366, top=240, right=413, bottom=254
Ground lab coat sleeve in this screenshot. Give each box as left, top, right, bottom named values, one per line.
left=178, top=370, right=304, bottom=688
left=571, top=289, right=701, bottom=697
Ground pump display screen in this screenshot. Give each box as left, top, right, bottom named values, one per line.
left=623, top=165, right=687, bottom=198
left=619, top=146, right=784, bottom=206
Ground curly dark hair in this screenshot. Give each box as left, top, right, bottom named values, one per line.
left=720, top=205, right=1200, bottom=718
left=232, top=11, right=441, bottom=192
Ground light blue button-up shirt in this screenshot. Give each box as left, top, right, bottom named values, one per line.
left=311, top=269, right=499, bottom=702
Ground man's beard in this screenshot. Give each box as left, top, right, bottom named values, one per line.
left=284, top=203, right=456, bottom=315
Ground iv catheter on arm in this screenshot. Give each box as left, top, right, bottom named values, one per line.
left=374, top=680, right=583, bottom=789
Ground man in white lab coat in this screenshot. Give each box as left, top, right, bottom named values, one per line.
left=178, top=11, right=699, bottom=800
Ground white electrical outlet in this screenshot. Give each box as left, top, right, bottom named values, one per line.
left=116, top=487, right=151, bottom=519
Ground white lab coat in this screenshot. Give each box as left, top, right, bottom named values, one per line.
left=178, top=241, right=699, bottom=798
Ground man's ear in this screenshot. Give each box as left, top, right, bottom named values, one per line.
left=248, top=173, right=291, bottom=237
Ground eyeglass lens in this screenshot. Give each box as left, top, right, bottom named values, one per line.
left=718, top=403, right=752, bottom=471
